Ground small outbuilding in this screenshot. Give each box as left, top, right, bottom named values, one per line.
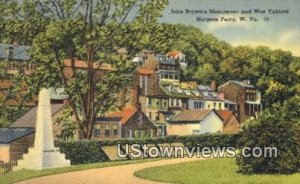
left=0, top=128, right=35, bottom=163
left=167, top=109, right=224, bottom=136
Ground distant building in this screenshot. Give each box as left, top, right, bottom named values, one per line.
left=0, top=43, right=35, bottom=106
left=167, top=109, right=224, bottom=136
left=9, top=104, right=73, bottom=140
left=218, top=80, right=262, bottom=122
left=107, top=107, right=158, bottom=139
left=217, top=110, right=240, bottom=133
left=0, top=43, right=33, bottom=75
left=92, top=117, right=122, bottom=141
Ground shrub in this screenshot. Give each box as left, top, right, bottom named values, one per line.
left=56, top=133, right=240, bottom=165
left=57, top=141, right=108, bottom=165
left=237, top=98, right=300, bottom=174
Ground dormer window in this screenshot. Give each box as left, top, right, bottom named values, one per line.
left=6, top=46, right=14, bottom=59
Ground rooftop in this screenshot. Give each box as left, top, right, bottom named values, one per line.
left=170, top=109, right=218, bottom=122
left=217, top=110, right=234, bottom=122
left=108, top=107, right=137, bottom=125
left=218, top=80, right=255, bottom=89
left=10, top=104, right=64, bottom=128
left=0, top=43, right=30, bottom=61
left=0, top=128, right=34, bottom=144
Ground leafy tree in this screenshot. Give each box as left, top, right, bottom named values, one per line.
left=1, top=0, right=168, bottom=139
left=237, top=97, right=300, bottom=174
left=0, top=98, right=29, bottom=128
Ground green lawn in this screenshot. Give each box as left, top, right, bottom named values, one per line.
left=0, top=158, right=161, bottom=184
left=135, top=158, right=300, bottom=184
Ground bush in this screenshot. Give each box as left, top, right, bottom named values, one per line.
left=177, top=133, right=240, bottom=149
left=237, top=98, right=300, bottom=174
left=57, top=141, right=108, bottom=165
left=56, top=133, right=240, bottom=165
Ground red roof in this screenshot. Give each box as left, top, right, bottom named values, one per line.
left=217, top=110, right=233, bottom=122
left=64, top=59, right=114, bottom=70
left=166, top=50, right=182, bottom=57
left=138, top=67, right=154, bottom=75
left=109, top=107, right=137, bottom=125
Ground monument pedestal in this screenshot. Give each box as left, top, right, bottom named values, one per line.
left=15, top=89, right=70, bottom=170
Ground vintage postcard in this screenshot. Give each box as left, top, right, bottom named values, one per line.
left=0, top=0, right=299, bottom=183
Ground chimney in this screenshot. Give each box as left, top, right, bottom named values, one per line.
left=210, top=80, right=217, bottom=91
left=13, top=41, right=19, bottom=47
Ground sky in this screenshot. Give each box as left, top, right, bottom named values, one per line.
left=159, top=0, right=300, bottom=56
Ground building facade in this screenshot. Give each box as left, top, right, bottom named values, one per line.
left=218, top=80, right=263, bottom=122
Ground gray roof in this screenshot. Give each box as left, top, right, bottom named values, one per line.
left=198, top=85, right=213, bottom=91
left=224, top=99, right=237, bottom=104
left=48, top=88, right=69, bottom=100
left=0, top=128, right=34, bottom=144
left=0, top=43, right=30, bottom=60
left=95, top=117, right=122, bottom=122
left=10, top=104, right=64, bottom=128
left=219, top=80, right=255, bottom=89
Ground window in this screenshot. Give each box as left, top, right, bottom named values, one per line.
left=208, top=104, right=211, bottom=109
left=155, top=112, right=159, bottom=121
left=126, top=130, right=132, bottom=139
left=164, top=100, right=167, bottom=106
left=193, top=130, right=200, bottom=135
left=93, top=128, right=100, bottom=138
left=135, top=130, right=142, bottom=138
left=218, top=103, right=222, bottom=110
left=148, top=112, right=152, bottom=120
left=175, top=75, right=179, bottom=80
left=113, top=125, right=118, bottom=136
left=147, top=129, right=153, bottom=138
left=105, top=129, right=110, bottom=137
left=105, top=125, right=110, bottom=137
left=148, top=98, right=152, bottom=105
left=213, top=102, right=216, bottom=108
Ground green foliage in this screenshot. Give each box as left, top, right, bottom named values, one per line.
left=237, top=97, right=300, bottom=174
left=56, top=133, right=239, bottom=164
left=178, top=133, right=240, bottom=149
left=0, top=0, right=169, bottom=139
left=57, top=141, right=108, bottom=165
left=139, top=23, right=299, bottom=108
left=0, top=99, right=29, bottom=128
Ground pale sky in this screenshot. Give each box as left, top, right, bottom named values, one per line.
left=159, top=0, right=300, bottom=56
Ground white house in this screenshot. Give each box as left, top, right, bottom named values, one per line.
left=167, top=109, right=224, bottom=135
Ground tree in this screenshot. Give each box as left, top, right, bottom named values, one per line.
left=237, top=97, right=300, bottom=174
left=1, top=0, right=168, bottom=139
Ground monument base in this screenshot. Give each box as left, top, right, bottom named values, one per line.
left=14, top=147, right=71, bottom=170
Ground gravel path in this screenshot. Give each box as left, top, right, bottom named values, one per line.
left=17, top=157, right=204, bottom=184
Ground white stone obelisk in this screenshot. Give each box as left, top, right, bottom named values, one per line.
left=15, top=89, right=70, bottom=170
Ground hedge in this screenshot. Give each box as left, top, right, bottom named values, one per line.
left=56, top=133, right=240, bottom=165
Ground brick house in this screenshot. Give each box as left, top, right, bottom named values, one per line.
left=92, top=117, right=122, bottom=140
left=217, top=110, right=240, bottom=133
left=108, top=107, right=157, bottom=139
left=218, top=80, right=263, bottom=122
left=0, top=128, right=35, bottom=162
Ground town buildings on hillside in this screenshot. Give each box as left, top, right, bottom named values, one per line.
left=0, top=44, right=262, bottom=143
